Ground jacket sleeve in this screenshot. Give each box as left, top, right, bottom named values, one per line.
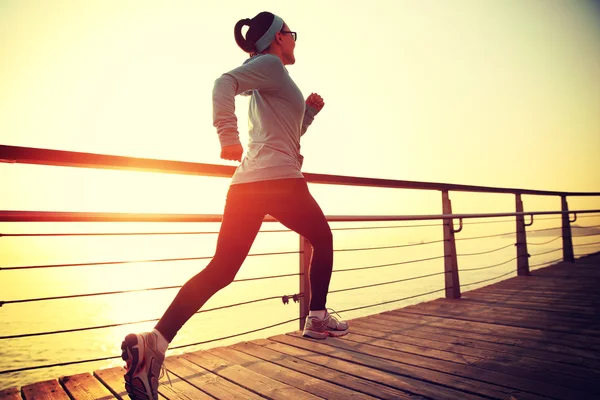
left=300, top=106, right=318, bottom=137
left=212, top=55, right=286, bottom=148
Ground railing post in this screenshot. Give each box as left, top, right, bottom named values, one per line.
left=442, top=190, right=461, bottom=299
left=515, top=194, right=530, bottom=276
left=561, top=195, right=574, bottom=263
left=299, top=236, right=312, bottom=330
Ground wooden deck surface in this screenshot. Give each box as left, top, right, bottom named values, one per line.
left=2, top=253, right=599, bottom=400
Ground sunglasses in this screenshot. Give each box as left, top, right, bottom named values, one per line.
left=281, top=30, right=297, bottom=41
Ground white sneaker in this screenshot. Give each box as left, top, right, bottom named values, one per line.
left=302, top=309, right=349, bottom=339
left=121, top=332, right=166, bottom=400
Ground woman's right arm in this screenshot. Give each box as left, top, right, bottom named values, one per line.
left=212, top=55, right=285, bottom=149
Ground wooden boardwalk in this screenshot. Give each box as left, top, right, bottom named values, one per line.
left=2, top=253, right=599, bottom=400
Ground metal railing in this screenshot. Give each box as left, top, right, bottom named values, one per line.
left=1, top=144, right=600, bottom=377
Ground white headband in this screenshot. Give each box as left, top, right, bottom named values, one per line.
left=255, top=15, right=284, bottom=52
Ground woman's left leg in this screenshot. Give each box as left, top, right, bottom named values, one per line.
left=266, top=179, right=333, bottom=311
left=266, top=179, right=348, bottom=338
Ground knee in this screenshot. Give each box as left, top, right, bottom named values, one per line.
left=208, top=254, right=243, bottom=288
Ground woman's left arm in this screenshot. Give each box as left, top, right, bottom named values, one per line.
left=301, top=93, right=325, bottom=136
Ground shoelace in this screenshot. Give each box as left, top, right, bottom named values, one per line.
left=159, top=363, right=172, bottom=387
left=327, top=308, right=343, bottom=319
left=326, top=308, right=344, bottom=324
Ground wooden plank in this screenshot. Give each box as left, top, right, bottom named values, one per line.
left=94, top=366, right=169, bottom=400
left=284, top=332, right=591, bottom=400
left=459, top=283, right=598, bottom=299
left=345, top=326, right=599, bottom=393
left=59, top=373, right=117, bottom=400
left=157, top=371, right=213, bottom=400
left=350, top=319, right=600, bottom=381
left=469, top=289, right=600, bottom=305
left=466, top=281, right=599, bottom=296
left=93, top=367, right=127, bottom=399
left=341, top=331, right=483, bottom=364
left=407, top=299, right=600, bottom=334
left=456, top=294, right=600, bottom=315
left=398, top=303, right=600, bottom=336
left=391, top=306, right=600, bottom=351
left=0, top=387, right=21, bottom=400
left=268, top=334, right=542, bottom=400
left=183, top=350, right=321, bottom=400
left=402, top=307, right=600, bottom=348
left=359, top=312, right=600, bottom=370
left=164, top=355, right=262, bottom=399
left=21, top=380, right=69, bottom=400
left=247, top=339, right=488, bottom=400
left=462, top=293, right=600, bottom=311
left=233, top=340, right=428, bottom=400
left=462, top=293, right=598, bottom=316
left=377, top=311, right=600, bottom=361
left=486, top=281, right=599, bottom=294
left=209, top=346, right=377, bottom=400
left=481, top=281, right=600, bottom=293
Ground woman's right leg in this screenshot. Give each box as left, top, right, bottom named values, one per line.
left=123, top=183, right=265, bottom=400
left=154, top=183, right=265, bottom=342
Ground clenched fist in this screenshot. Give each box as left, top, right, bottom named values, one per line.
left=306, top=93, right=325, bottom=112
left=220, top=144, right=243, bottom=162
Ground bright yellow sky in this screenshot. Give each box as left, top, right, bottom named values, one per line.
left=1, top=0, right=599, bottom=216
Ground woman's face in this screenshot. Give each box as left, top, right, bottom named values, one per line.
left=279, top=24, right=296, bottom=65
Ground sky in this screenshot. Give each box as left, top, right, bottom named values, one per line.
left=1, top=0, right=599, bottom=216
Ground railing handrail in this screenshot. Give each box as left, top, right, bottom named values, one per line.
left=1, top=209, right=598, bottom=223
left=2, top=144, right=599, bottom=197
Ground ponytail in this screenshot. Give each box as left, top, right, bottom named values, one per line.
left=234, top=18, right=255, bottom=53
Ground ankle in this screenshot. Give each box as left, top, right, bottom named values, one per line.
left=309, top=310, right=327, bottom=320
left=152, top=329, right=170, bottom=354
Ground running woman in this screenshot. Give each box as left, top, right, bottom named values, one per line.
left=121, top=11, right=348, bottom=400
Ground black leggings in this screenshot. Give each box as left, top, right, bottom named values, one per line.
left=155, top=178, right=333, bottom=342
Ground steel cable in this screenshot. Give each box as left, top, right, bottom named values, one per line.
left=3, top=253, right=448, bottom=305
left=575, top=233, right=600, bottom=238
left=530, top=247, right=562, bottom=257
left=335, top=239, right=444, bottom=253
left=526, top=227, right=560, bottom=234
left=333, top=255, right=445, bottom=274
left=573, top=241, right=600, bottom=248
left=168, top=317, right=299, bottom=350
left=0, top=317, right=300, bottom=374
left=574, top=223, right=600, bottom=229
left=336, top=287, right=447, bottom=314
left=328, top=271, right=446, bottom=295
left=0, top=294, right=298, bottom=339
left=462, top=218, right=515, bottom=225
left=457, top=243, right=514, bottom=257
left=331, top=223, right=441, bottom=231
left=461, top=269, right=515, bottom=288
left=455, top=231, right=514, bottom=241
left=0, top=250, right=300, bottom=271
left=0, top=272, right=301, bottom=306
left=0, top=222, right=449, bottom=238
left=460, top=257, right=517, bottom=272
left=528, top=236, right=561, bottom=246
left=530, top=257, right=562, bottom=268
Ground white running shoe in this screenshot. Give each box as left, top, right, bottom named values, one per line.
left=302, top=309, right=349, bottom=339
left=121, top=332, right=166, bottom=400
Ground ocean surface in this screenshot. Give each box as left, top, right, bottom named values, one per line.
left=1, top=218, right=599, bottom=390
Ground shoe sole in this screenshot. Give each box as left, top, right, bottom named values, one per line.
left=121, top=333, right=155, bottom=400
left=302, top=328, right=349, bottom=339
